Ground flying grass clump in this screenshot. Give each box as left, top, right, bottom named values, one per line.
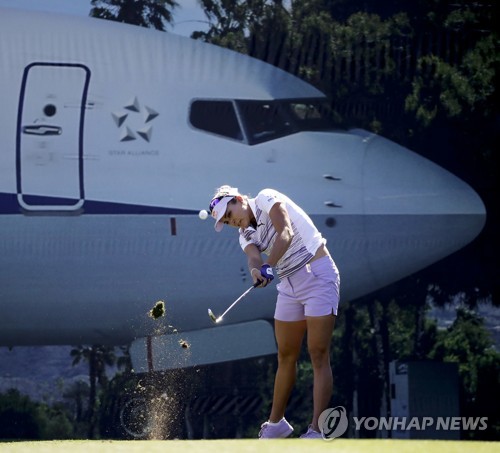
left=149, top=300, right=166, bottom=319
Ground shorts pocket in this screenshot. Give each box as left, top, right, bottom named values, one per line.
left=310, top=257, right=339, bottom=285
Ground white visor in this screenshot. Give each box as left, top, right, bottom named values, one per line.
left=211, top=196, right=234, bottom=232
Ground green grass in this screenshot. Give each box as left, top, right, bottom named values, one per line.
left=1, top=439, right=499, bottom=453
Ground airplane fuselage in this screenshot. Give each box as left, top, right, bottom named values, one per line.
left=0, top=9, right=486, bottom=350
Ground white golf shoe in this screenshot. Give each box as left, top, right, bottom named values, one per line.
left=299, top=425, right=323, bottom=439
left=258, top=417, right=293, bottom=439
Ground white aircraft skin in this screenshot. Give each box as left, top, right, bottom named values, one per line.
left=0, top=9, right=486, bottom=363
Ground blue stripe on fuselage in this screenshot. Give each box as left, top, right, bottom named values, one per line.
left=0, top=193, right=196, bottom=215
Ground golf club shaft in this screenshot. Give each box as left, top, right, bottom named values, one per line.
left=218, top=282, right=259, bottom=321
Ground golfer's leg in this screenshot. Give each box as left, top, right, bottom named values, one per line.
left=306, top=314, right=336, bottom=431
left=269, top=319, right=307, bottom=422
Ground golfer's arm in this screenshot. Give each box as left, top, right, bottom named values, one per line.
left=243, top=203, right=293, bottom=277
left=244, top=243, right=264, bottom=273
left=266, top=202, right=293, bottom=267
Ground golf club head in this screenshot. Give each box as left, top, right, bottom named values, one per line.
left=208, top=308, right=217, bottom=323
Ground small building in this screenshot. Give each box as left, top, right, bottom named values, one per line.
left=389, top=360, right=460, bottom=439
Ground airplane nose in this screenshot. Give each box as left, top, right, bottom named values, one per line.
left=360, top=132, right=486, bottom=219
left=355, top=129, right=486, bottom=282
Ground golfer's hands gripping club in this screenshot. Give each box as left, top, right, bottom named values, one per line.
left=251, top=264, right=274, bottom=287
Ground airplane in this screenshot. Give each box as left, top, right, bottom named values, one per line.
left=0, top=8, right=486, bottom=374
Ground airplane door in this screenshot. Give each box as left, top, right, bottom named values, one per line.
left=16, top=62, right=90, bottom=211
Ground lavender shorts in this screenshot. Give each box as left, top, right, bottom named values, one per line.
left=275, top=255, right=340, bottom=321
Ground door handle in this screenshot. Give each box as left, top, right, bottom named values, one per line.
left=22, top=125, right=62, bottom=136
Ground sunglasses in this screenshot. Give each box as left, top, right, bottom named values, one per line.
left=209, top=195, right=235, bottom=213
left=209, top=196, right=223, bottom=213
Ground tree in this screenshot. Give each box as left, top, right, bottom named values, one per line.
left=62, top=380, right=89, bottom=437
left=429, top=307, right=500, bottom=439
left=405, top=35, right=500, bottom=126
left=194, top=0, right=285, bottom=54
left=0, top=389, right=73, bottom=440
left=0, top=389, right=40, bottom=439
left=90, top=0, right=179, bottom=30
left=70, top=345, right=117, bottom=438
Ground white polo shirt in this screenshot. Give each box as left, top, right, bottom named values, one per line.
left=238, top=188, right=326, bottom=279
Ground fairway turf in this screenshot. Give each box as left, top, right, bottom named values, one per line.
left=1, top=439, right=499, bottom=453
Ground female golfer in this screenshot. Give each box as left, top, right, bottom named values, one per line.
left=209, top=185, right=340, bottom=439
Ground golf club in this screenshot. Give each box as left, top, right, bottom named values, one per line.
left=208, top=282, right=260, bottom=324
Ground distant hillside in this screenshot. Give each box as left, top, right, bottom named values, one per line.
left=0, top=346, right=92, bottom=403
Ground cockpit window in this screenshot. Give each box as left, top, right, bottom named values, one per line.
left=236, top=99, right=336, bottom=144
left=189, top=100, right=243, bottom=141
left=189, top=98, right=336, bottom=145
left=290, top=102, right=325, bottom=121
left=235, top=101, right=294, bottom=144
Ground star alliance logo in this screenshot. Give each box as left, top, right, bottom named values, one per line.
left=111, top=96, right=159, bottom=142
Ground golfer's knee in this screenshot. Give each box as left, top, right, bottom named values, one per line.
left=277, top=347, right=300, bottom=365
left=308, top=345, right=330, bottom=368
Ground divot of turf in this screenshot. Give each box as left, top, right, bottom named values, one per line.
left=149, top=300, right=165, bottom=319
